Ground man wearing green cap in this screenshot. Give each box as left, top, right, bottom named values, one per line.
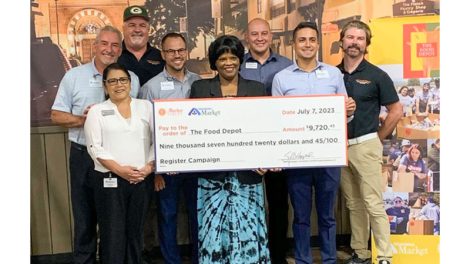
left=118, top=5, right=164, bottom=87
left=118, top=6, right=165, bottom=262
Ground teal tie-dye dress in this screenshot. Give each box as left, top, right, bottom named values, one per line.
left=198, top=172, right=270, bottom=264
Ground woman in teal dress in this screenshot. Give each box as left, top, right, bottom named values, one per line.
left=190, top=35, right=270, bottom=264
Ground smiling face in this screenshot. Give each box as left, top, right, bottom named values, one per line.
left=341, top=27, right=368, bottom=59
left=162, top=36, right=187, bottom=73
left=104, top=69, right=131, bottom=102
left=293, top=27, right=319, bottom=62
left=94, top=31, right=122, bottom=68
left=246, top=19, right=272, bottom=56
left=215, top=52, right=240, bottom=81
left=400, top=87, right=409, bottom=96
left=123, top=17, right=149, bottom=50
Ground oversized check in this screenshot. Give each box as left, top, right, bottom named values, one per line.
left=153, top=95, right=348, bottom=173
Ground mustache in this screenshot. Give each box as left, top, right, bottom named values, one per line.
left=346, top=44, right=361, bottom=50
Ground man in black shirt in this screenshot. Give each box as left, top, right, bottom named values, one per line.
left=117, top=6, right=164, bottom=259
left=118, top=5, right=164, bottom=88
left=337, top=20, right=402, bottom=264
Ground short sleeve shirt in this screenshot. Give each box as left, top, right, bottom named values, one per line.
left=337, top=59, right=399, bottom=139
left=118, top=42, right=165, bottom=86
left=51, top=59, right=140, bottom=145
left=399, top=155, right=427, bottom=174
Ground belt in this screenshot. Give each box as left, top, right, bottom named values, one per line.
left=348, top=132, right=378, bottom=146
left=71, top=142, right=87, bottom=151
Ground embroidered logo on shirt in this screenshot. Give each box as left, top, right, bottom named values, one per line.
left=147, top=60, right=161, bottom=65
left=355, top=79, right=371, bottom=84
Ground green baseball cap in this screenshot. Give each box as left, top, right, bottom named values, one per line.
left=123, top=5, right=149, bottom=21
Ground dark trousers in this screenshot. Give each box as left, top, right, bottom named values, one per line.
left=157, top=174, right=198, bottom=264
left=92, top=171, right=154, bottom=264
left=69, top=143, right=98, bottom=264
left=286, top=167, right=340, bottom=264
left=265, top=171, right=289, bottom=264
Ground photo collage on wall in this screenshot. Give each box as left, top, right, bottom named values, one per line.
left=381, top=77, right=440, bottom=236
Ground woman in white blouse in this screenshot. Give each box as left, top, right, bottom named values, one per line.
left=84, top=63, right=155, bottom=264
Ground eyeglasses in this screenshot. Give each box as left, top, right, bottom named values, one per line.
left=105, top=77, right=130, bottom=86
left=163, top=48, right=187, bottom=56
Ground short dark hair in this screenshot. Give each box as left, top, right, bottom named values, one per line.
left=292, top=21, right=318, bottom=40
left=208, top=35, right=244, bottom=71
left=161, top=32, right=187, bottom=49
left=103, top=63, right=131, bottom=85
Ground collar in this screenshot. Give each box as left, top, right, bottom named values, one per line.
left=210, top=74, right=249, bottom=97
left=90, top=57, right=102, bottom=78
left=162, top=67, right=189, bottom=82
left=122, top=41, right=152, bottom=56
left=292, top=59, right=323, bottom=72
left=245, top=49, right=277, bottom=64
left=105, top=97, right=134, bottom=107
left=338, top=58, right=368, bottom=74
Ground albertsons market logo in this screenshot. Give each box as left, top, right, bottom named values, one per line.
left=391, top=242, right=429, bottom=256
left=188, top=107, right=221, bottom=116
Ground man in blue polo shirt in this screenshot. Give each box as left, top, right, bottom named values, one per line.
left=272, top=22, right=355, bottom=264
left=240, top=18, right=292, bottom=264
left=141, top=32, right=200, bottom=264
left=337, top=20, right=402, bottom=264
left=51, top=25, right=139, bottom=264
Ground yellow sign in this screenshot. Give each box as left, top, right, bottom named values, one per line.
left=368, top=16, right=439, bottom=66
left=372, top=235, right=440, bottom=264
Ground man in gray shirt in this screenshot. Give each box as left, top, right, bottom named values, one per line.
left=141, top=32, right=200, bottom=264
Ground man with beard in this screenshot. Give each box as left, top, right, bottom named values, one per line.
left=51, top=25, right=140, bottom=264
left=337, top=20, right=402, bottom=264
left=141, top=32, right=200, bottom=264
left=272, top=22, right=356, bottom=264
left=118, top=5, right=164, bottom=87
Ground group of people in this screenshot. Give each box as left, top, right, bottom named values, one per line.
left=51, top=5, right=403, bottom=264
left=396, top=79, right=440, bottom=116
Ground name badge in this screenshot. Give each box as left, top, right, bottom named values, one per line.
left=161, top=81, right=175, bottom=91
left=103, top=177, right=118, bottom=188
left=245, top=62, right=258, bottom=69
left=316, top=69, right=330, bottom=79
left=89, top=78, right=102, bottom=88
left=101, top=109, right=115, bottom=116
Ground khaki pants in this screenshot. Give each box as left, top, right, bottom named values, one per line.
left=341, top=137, right=392, bottom=259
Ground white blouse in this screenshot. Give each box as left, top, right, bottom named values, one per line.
left=84, top=98, right=155, bottom=173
